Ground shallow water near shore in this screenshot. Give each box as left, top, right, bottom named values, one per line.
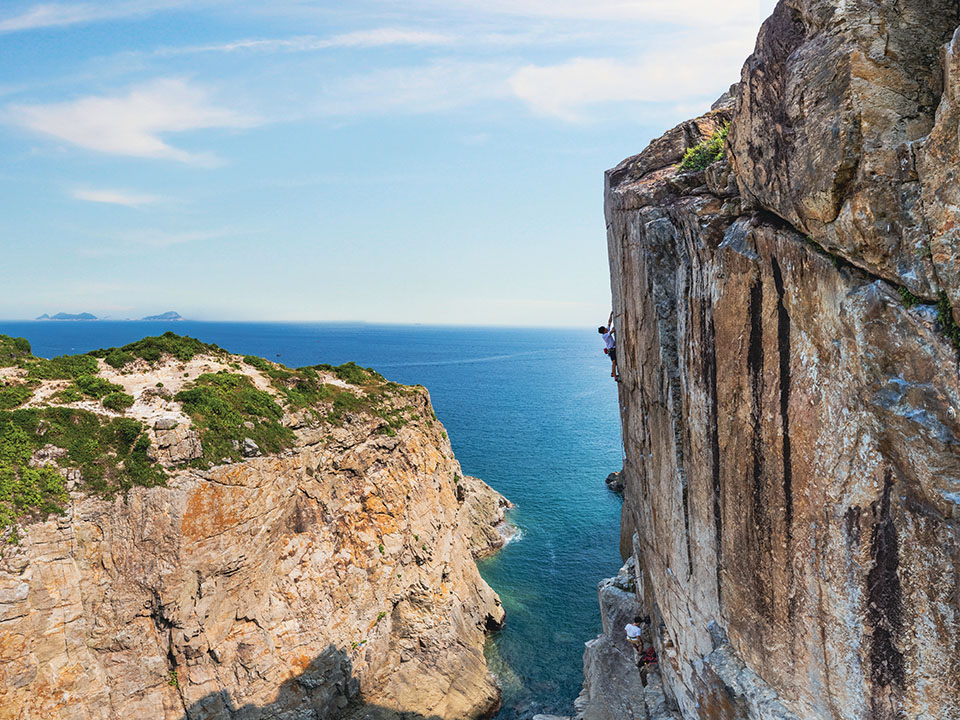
left=0, top=320, right=624, bottom=718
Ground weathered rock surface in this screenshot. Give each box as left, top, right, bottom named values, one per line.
left=729, top=0, right=957, bottom=300
left=575, top=560, right=679, bottom=720
left=0, top=355, right=508, bottom=720
left=605, top=2, right=960, bottom=717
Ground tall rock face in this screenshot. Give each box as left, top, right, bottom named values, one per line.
left=0, top=342, right=509, bottom=720
left=605, top=2, right=960, bottom=718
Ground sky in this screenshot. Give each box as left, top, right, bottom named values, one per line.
left=0, top=0, right=778, bottom=325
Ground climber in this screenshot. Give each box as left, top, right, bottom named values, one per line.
left=637, top=646, right=658, bottom=686
left=624, top=620, right=644, bottom=652
left=599, top=311, right=619, bottom=382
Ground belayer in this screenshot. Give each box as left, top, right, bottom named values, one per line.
left=599, top=311, right=619, bottom=381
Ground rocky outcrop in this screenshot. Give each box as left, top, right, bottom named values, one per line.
left=574, top=560, right=679, bottom=720
left=0, top=346, right=508, bottom=720
left=605, top=1, right=960, bottom=718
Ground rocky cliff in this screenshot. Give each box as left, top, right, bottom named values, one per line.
left=0, top=334, right=509, bottom=720
left=605, top=1, right=960, bottom=718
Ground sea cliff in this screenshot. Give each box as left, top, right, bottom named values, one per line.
left=0, top=333, right=509, bottom=719
left=600, top=0, right=960, bottom=718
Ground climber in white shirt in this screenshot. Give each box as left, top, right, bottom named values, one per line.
left=599, top=311, right=619, bottom=381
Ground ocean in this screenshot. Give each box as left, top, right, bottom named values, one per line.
left=0, top=321, right=624, bottom=719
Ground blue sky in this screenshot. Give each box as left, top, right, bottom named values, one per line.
left=0, top=0, right=777, bottom=325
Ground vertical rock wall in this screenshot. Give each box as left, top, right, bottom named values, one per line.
left=605, top=2, right=960, bottom=718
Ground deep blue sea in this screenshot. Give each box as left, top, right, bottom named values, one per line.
left=0, top=321, right=623, bottom=719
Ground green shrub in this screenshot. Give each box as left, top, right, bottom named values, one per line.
left=0, top=408, right=165, bottom=536
left=175, top=372, right=293, bottom=465
left=26, top=353, right=98, bottom=380
left=0, top=336, right=33, bottom=367
left=102, top=392, right=135, bottom=412
left=117, top=332, right=221, bottom=364
left=55, top=375, right=125, bottom=403
left=310, top=361, right=384, bottom=386
left=243, top=355, right=272, bottom=372
left=104, top=349, right=135, bottom=369
left=937, top=292, right=960, bottom=350
left=0, top=384, right=33, bottom=410
left=898, top=286, right=922, bottom=309
left=679, top=123, right=729, bottom=171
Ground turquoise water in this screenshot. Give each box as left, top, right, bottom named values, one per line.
left=0, top=321, right=624, bottom=718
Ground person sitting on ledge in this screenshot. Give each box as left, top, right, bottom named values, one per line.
left=599, top=311, right=619, bottom=382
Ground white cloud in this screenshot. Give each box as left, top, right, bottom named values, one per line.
left=317, top=60, right=511, bottom=116
left=158, top=28, right=456, bottom=56
left=508, top=31, right=758, bottom=120
left=0, top=1, right=188, bottom=34
left=6, top=78, right=256, bottom=164
left=71, top=188, right=163, bottom=207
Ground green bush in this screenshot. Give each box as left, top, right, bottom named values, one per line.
left=0, top=336, right=33, bottom=367
left=310, top=361, right=384, bottom=386
left=679, top=123, right=729, bottom=171
left=0, top=408, right=165, bottom=536
left=243, top=355, right=272, bottom=372
left=175, top=372, right=293, bottom=465
left=104, top=349, right=135, bottom=369
left=55, top=375, right=124, bottom=403
left=0, top=384, right=33, bottom=410
left=26, top=353, right=98, bottom=380
left=899, top=286, right=922, bottom=309
left=116, top=332, right=221, bottom=363
left=102, top=392, right=135, bottom=412
left=937, top=292, right=960, bottom=350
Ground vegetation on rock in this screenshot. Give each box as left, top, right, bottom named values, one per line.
left=0, top=383, right=34, bottom=410
left=679, top=123, right=729, bottom=171
left=936, top=292, right=960, bottom=350
left=175, top=371, right=295, bottom=465
left=90, top=331, right=223, bottom=366
left=0, top=408, right=165, bottom=537
left=55, top=374, right=125, bottom=403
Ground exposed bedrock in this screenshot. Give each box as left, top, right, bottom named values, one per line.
left=729, top=0, right=960, bottom=313
left=605, top=2, right=960, bottom=717
left=0, top=374, right=508, bottom=720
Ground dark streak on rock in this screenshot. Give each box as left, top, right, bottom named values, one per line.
left=844, top=506, right=861, bottom=548
left=747, top=275, right=771, bottom=616
left=867, top=470, right=905, bottom=720
left=705, top=310, right=723, bottom=603
left=682, top=483, right=693, bottom=579
left=771, top=258, right=793, bottom=543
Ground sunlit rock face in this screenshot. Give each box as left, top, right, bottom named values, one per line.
left=0, top=357, right=508, bottom=720
left=605, top=2, right=960, bottom=717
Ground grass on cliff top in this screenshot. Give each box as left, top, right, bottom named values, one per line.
left=89, top=331, right=224, bottom=368
left=0, top=336, right=33, bottom=366
left=244, top=355, right=419, bottom=433
left=0, top=383, right=35, bottom=410
left=679, top=123, right=728, bottom=172
left=175, top=371, right=295, bottom=465
left=0, top=407, right=166, bottom=541
left=0, top=333, right=101, bottom=380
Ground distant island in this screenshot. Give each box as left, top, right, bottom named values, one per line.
left=33, top=311, right=184, bottom=321
left=36, top=312, right=97, bottom=321
left=141, top=311, right=183, bottom=321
